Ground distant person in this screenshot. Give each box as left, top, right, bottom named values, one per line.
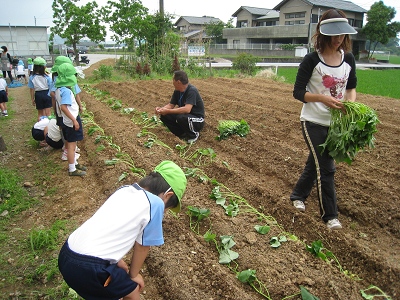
left=0, top=74, right=9, bottom=117
left=155, top=70, right=205, bottom=143
left=27, top=58, right=34, bottom=76
left=0, top=46, right=14, bottom=83
left=50, top=55, right=83, bottom=161
left=54, top=63, right=86, bottom=176
left=16, top=60, right=26, bottom=84
left=58, top=160, right=187, bottom=300
left=28, top=57, right=53, bottom=120
left=290, top=9, right=357, bottom=230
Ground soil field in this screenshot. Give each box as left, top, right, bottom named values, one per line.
left=1, top=60, right=399, bottom=300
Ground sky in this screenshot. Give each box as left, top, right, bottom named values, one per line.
left=1, top=0, right=399, bottom=39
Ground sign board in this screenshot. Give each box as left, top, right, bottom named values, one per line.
left=188, top=45, right=205, bottom=57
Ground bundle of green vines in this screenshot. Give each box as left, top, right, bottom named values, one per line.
left=216, top=119, right=250, bottom=140
left=320, top=101, right=380, bottom=165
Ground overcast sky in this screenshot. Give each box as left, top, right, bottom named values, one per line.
left=1, top=0, right=399, bottom=39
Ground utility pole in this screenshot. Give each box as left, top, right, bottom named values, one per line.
left=159, top=0, right=164, bottom=18
left=34, top=16, right=37, bottom=26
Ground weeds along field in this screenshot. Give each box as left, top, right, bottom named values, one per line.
left=1, top=61, right=399, bottom=299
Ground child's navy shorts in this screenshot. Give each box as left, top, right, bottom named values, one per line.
left=58, top=241, right=138, bottom=300
left=0, top=90, right=8, bottom=103
left=62, top=115, right=84, bottom=142
left=45, top=135, right=63, bottom=149
left=32, top=128, right=45, bottom=141
left=34, top=90, right=52, bottom=110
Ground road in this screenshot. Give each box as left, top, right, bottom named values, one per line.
left=78, top=53, right=400, bottom=70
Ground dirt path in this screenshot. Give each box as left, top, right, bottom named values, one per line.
left=1, top=62, right=399, bottom=299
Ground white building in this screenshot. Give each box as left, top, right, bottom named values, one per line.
left=0, top=25, right=50, bottom=57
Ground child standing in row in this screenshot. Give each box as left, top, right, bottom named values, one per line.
left=0, top=74, right=8, bottom=117
left=55, top=62, right=86, bottom=176
left=28, top=57, right=52, bottom=121
left=27, top=58, right=34, bottom=76
left=50, top=55, right=83, bottom=161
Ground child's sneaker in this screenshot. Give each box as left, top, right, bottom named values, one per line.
left=61, top=149, right=68, bottom=160
left=2, top=112, right=8, bottom=117
left=69, top=169, right=86, bottom=176
left=75, top=146, right=80, bottom=153
left=75, top=164, right=87, bottom=171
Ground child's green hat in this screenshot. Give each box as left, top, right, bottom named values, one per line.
left=33, top=57, right=46, bottom=66
left=52, top=56, right=72, bottom=73
left=27, top=58, right=33, bottom=64
left=55, top=63, right=77, bottom=89
left=154, top=160, right=187, bottom=213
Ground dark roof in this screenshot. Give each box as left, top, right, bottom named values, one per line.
left=232, top=6, right=278, bottom=17
left=273, top=0, right=367, bottom=13
left=175, top=16, right=222, bottom=26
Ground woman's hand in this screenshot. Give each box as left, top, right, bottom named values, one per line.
left=322, top=95, right=344, bottom=110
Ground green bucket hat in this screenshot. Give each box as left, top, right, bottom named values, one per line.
left=55, top=63, right=77, bottom=90
left=27, top=58, right=33, bottom=64
left=33, top=57, right=46, bottom=66
left=154, top=160, right=187, bottom=213
left=52, top=56, right=73, bottom=73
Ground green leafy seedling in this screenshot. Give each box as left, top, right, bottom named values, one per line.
left=254, top=225, right=271, bottom=235
left=360, top=285, right=392, bottom=300
left=269, top=235, right=287, bottom=248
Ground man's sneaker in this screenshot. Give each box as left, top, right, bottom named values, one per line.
left=2, top=112, right=8, bottom=117
left=75, top=146, right=80, bottom=153
left=75, top=164, right=87, bottom=171
left=293, top=200, right=305, bottom=212
left=326, top=219, right=342, bottom=230
left=69, top=169, right=86, bottom=176
left=187, top=135, right=199, bottom=144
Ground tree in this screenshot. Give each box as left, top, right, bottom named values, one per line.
left=101, top=0, right=152, bottom=49
left=51, top=0, right=106, bottom=64
left=205, top=19, right=234, bottom=44
left=361, top=1, right=400, bottom=59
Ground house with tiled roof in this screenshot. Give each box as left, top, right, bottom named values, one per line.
left=233, top=6, right=280, bottom=28
left=222, top=0, right=367, bottom=56
left=175, top=16, right=222, bottom=43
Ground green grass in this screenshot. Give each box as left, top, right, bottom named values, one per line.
left=277, top=67, right=400, bottom=99
left=389, top=55, right=400, bottom=64
left=0, top=168, right=37, bottom=219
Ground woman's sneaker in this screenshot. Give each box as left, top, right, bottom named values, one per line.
left=293, top=200, right=305, bottom=212
left=326, top=219, right=342, bottom=230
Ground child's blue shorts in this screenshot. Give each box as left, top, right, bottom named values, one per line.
left=61, top=115, right=84, bottom=142
left=58, top=241, right=138, bottom=300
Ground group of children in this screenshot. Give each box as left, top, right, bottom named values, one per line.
left=30, top=56, right=86, bottom=176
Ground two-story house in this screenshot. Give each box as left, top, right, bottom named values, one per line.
left=175, top=16, right=222, bottom=44
left=223, top=0, right=367, bottom=55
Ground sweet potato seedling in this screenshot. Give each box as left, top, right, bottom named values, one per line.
left=306, top=240, right=361, bottom=280
left=186, top=206, right=211, bottom=234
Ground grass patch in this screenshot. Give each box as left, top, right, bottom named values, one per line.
left=389, top=55, right=400, bottom=64
left=356, top=69, right=400, bottom=98
left=277, top=67, right=400, bottom=99
left=0, top=168, right=37, bottom=219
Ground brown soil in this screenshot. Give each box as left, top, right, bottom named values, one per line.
left=1, top=60, right=399, bottom=300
